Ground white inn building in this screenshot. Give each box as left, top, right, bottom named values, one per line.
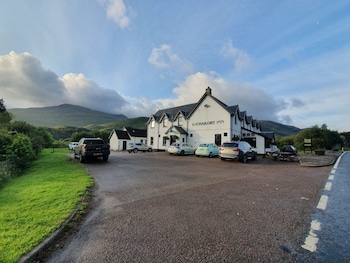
left=147, top=87, right=274, bottom=154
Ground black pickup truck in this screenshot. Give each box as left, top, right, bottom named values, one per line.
left=74, top=137, right=110, bottom=163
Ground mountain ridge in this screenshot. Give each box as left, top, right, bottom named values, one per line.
left=8, top=104, right=300, bottom=137
left=9, top=104, right=128, bottom=127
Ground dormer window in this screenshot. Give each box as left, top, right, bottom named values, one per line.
left=178, top=116, right=183, bottom=126
left=163, top=118, right=168, bottom=127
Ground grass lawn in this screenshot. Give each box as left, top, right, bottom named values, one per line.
left=0, top=148, right=93, bottom=263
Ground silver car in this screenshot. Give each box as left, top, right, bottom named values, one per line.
left=168, top=143, right=195, bottom=155
left=127, top=142, right=152, bottom=153
left=219, top=141, right=257, bottom=163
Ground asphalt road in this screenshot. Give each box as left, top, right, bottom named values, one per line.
left=298, top=152, right=350, bottom=262
left=46, top=151, right=335, bottom=262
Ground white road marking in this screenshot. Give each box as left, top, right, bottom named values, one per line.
left=317, top=195, right=328, bottom=210
left=325, top=182, right=332, bottom=191
left=330, top=169, right=336, bottom=174
left=328, top=175, right=334, bottom=180
left=302, top=220, right=321, bottom=252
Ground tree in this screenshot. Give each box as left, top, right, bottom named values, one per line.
left=0, top=99, right=12, bottom=126
left=294, top=124, right=343, bottom=151
left=9, top=134, right=36, bottom=170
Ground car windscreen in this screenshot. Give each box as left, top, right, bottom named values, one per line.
left=85, top=140, right=104, bottom=145
left=199, top=144, right=208, bottom=147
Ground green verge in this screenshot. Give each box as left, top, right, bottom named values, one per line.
left=0, top=148, right=93, bottom=263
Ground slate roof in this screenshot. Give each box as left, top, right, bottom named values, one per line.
left=148, top=87, right=260, bottom=129
left=165, top=125, right=188, bottom=135
left=109, top=129, right=131, bottom=140
left=124, top=127, right=147, bottom=138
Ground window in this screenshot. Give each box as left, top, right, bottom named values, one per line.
left=178, top=116, right=183, bottom=126
left=150, top=137, right=154, bottom=145
left=151, top=120, right=155, bottom=128
left=182, top=138, right=185, bottom=143
left=224, top=132, right=227, bottom=136
left=163, top=118, right=168, bottom=127
left=162, top=137, right=167, bottom=146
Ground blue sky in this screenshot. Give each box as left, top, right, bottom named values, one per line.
left=0, top=0, right=349, bottom=132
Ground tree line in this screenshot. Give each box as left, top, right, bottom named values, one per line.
left=0, top=99, right=56, bottom=185
left=275, top=124, right=347, bottom=152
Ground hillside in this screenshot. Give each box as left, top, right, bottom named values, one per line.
left=8, top=104, right=127, bottom=127
left=260, top=120, right=300, bottom=137
left=8, top=104, right=300, bottom=138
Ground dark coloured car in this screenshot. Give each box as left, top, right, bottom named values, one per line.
left=74, top=137, right=110, bottom=163
left=219, top=141, right=257, bottom=163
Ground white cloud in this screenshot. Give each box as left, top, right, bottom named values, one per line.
left=221, top=40, right=251, bottom=72
left=156, top=72, right=283, bottom=121
left=99, top=0, right=134, bottom=29
left=0, top=51, right=128, bottom=115
left=0, top=51, right=65, bottom=107
left=148, top=44, right=193, bottom=76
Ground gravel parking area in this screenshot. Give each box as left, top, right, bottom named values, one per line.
left=46, top=152, right=332, bottom=262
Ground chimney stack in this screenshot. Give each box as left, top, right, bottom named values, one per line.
left=206, top=87, right=212, bottom=95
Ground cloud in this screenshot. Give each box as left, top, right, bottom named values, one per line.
left=221, top=40, right=251, bottom=72
left=0, top=51, right=66, bottom=106
left=99, top=0, right=134, bottom=29
left=148, top=44, right=193, bottom=77
left=0, top=51, right=128, bottom=115
left=156, top=72, right=284, bottom=121
left=0, top=52, right=287, bottom=124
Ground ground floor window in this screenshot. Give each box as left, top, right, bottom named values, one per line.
left=150, top=137, right=154, bottom=145
left=162, top=137, right=167, bottom=146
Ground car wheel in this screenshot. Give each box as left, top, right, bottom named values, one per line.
left=79, top=154, right=85, bottom=163
left=180, top=150, right=185, bottom=156
left=209, top=152, right=213, bottom=158
left=220, top=157, right=225, bottom=160
left=196, top=155, right=200, bottom=157
left=242, top=154, right=248, bottom=163
left=103, top=155, right=109, bottom=162
left=133, top=148, right=138, bottom=153
left=252, top=153, right=257, bottom=160
left=148, top=148, right=152, bottom=152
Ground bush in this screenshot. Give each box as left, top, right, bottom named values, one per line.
left=0, top=155, right=18, bottom=185
left=9, top=134, right=36, bottom=170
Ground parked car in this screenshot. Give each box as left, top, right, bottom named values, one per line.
left=168, top=143, right=195, bottom=155
left=68, top=142, right=78, bottom=150
left=127, top=142, right=152, bottom=153
left=74, top=138, right=110, bottom=163
left=195, top=143, right=219, bottom=158
left=219, top=141, right=257, bottom=163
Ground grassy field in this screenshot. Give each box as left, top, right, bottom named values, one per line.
left=0, top=148, right=93, bottom=263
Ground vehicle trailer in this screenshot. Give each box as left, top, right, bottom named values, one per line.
left=264, top=145, right=298, bottom=162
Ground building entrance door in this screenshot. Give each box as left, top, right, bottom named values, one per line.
left=123, top=141, right=127, bottom=150
left=215, top=134, right=222, bottom=146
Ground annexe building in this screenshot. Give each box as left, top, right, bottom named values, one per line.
left=147, top=87, right=270, bottom=154
left=109, top=127, right=147, bottom=151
